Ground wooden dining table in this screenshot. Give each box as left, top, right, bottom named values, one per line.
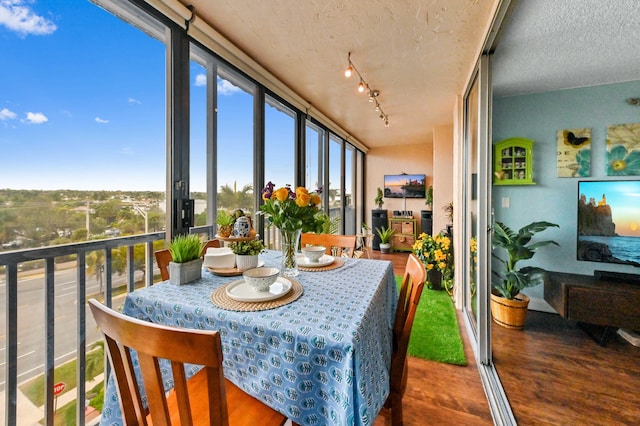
left=101, top=250, right=398, bottom=426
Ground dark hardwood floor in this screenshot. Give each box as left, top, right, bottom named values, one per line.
left=369, top=250, right=640, bottom=425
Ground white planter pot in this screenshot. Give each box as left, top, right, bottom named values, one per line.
left=235, top=254, right=259, bottom=271
left=379, top=243, right=391, bottom=254
left=169, top=258, right=203, bottom=285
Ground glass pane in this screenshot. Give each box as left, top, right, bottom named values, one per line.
left=265, top=95, right=295, bottom=187
left=190, top=51, right=209, bottom=229
left=305, top=120, right=324, bottom=191
left=345, top=145, right=355, bottom=234
left=329, top=135, right=343, bottom=232
left=465, top=73, right=480, bottom=334
left=216, top=69, right=256, bottom=217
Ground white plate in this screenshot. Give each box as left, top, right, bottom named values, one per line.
left=225, top=277, right=292, bottom=302
left=296, top=254, right=334, bottom=267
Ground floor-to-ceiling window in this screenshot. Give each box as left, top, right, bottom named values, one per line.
left=265, top=95, right=296, bottom=188
left=328, top=135, right=343, bottom=230
left=305, top=120, right=325, bottom=191
left=216, top=68, right=256, bottom=217
left=344, top=144, right=356, bottom=234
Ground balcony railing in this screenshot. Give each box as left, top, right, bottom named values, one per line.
left=0, top=231, right=214, bottom=425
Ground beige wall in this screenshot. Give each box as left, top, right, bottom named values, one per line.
left=432, top=124, right=454, bottom=235
left=365, top=142, right=432, bottom=233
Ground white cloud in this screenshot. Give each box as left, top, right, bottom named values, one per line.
left=0, top=0, right=57, bottom=36
left=195, top=73, right=206, bottom=87
left=25, top=111, right=47, bottom=124
left=217, top=77, right=241, bottom=95
left=95, top=117, right=109, bottom=124
left=128, top=97, right=141, bottom=104
left=0, top=107, right=17, bottom=120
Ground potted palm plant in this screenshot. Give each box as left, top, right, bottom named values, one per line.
left=375, top=226, right=395, bottom=254
left=168, top=234, right=204, bottom=285
left=491, top=220, right=559, bottom=329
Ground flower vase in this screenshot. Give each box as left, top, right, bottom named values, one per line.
left=280, top=228, right=302, bottom=277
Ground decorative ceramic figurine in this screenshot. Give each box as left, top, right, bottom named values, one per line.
left=233, top=216, right=251, bottom=237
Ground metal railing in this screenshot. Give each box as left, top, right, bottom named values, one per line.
left=0, top=232, right=174, bottom=425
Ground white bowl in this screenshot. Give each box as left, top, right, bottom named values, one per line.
left=243, top=267, right=279, bottom=292
left=301, top=246, right=326, bottom=262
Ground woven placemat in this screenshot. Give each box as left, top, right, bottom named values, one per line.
left=210, top=278, right=303, bottom=312
left=298, top=257, right=345, bottom=272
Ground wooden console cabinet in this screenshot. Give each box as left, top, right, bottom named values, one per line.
left=544, top=271, right=640, bottom=343
left=389, top=218, right=416, bottom=252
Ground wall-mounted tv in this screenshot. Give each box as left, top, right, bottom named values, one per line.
left=384, top=174, right=426, bottom=198
left=577, top=180, right=640, bottom=267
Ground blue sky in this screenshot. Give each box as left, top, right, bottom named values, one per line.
left=580, top=180, right=640, bottom=237
left=0, top=0, right=297, bottom=193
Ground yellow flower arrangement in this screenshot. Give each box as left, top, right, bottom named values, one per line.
left=260, top=182, right=323, bottom=232
left=412, top=232, right=452, bottom=272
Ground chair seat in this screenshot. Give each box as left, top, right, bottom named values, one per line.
left=160, top=368, right=287, bottom=425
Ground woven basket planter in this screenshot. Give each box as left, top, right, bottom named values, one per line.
left=490, top=291, right=530, bottom=330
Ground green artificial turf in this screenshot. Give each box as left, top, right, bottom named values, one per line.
left=396, top=276, right=467, bottom=365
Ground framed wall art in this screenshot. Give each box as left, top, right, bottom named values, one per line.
left=557, top=128, right=591, bottom=177
left=606, top=123, right=640, bottom=176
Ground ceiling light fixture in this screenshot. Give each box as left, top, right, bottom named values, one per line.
left=344, top=52, right=389, bottom=127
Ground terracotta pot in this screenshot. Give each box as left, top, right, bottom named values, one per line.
left=490, top=291, right=530, bottom=330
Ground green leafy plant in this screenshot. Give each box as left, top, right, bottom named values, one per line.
left=317, top=212, right=341, bottom=234
left=228, top=239, right=265, bottom=255
left=168, top=234, right=203, bottom=263
left=492, top=221, right=559, bottom=299
left=425, top=185, right=433, bottom=207
left=375, top=187, right=384, bottom=209
left=375, top=226, right=395, bottom=244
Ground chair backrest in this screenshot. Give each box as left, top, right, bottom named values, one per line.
left=200, top=239, right=221, bottom=257
left=89, top=299, right=228, bottom=426
left=154, top=248, right=172, bottom=281
left=300, top=233, right=358, bottom=257
left=390, top=253, right=427, bottom=397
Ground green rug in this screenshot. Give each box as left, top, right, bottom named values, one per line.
left=396, top=276, right=467, bottom=365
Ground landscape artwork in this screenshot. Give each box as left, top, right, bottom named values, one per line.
left=577, top=180, right=640, bottom=266
left=606, top=123, right=640, bottom=176
left=383, top=174, right=426, bottom=198
left=557, top=128, right=591, bottom=177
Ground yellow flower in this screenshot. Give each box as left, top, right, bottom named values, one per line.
left=296, top=191, right=311, bottom=207
left=274, top=187, right=289, bottom=202
left=426, top=263, right=434, bottom=270
left=310, top=194, right=321, bottom=206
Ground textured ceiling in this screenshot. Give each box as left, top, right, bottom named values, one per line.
left=492, top=0, right=640, bottom=96
left=178, top=0, right=640, bottom=149
left=182, top=0, right=495, bottom=148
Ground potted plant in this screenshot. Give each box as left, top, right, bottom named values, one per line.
left=216, top=210, right=234, bottom=237
left=425, top=185, right=433, bottom=210
left=229, top=239, right=265, bottom=271
left=168, top=234, right=205, bottom=285
left=374, top=187, right=384, bottom=210
left=491, top=220, right=559, bottom=329
left=375, top=226, right=394, bottom=254
left=412, top=232, right=452, bottom=290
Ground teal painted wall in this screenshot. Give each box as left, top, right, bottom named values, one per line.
left=492, top=80, right=640, bottom=301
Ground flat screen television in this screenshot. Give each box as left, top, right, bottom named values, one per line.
left=384, top=174, right=426, bottom=198
left=577, top=180, right=640, bottom=267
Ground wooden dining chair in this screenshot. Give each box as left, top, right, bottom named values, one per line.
left=154, top=248, right=172, bottom=281
left=88, top=299, right=287, bottom=426
left=300, top=233, right=358, bottom=257
left=385, top=253, right=427, bottom=426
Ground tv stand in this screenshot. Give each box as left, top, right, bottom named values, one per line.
left=594, top=270, right=640, bottom=284
left=544, top=271, right=640, bottom=346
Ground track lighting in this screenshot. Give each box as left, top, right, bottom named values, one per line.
left=343, top=52, right=389, bottom=127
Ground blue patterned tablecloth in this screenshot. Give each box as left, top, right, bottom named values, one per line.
left=101, top=251, right=397, bottom=426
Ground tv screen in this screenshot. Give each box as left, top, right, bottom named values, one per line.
left=384, top=174, right=426, bottom=198
left=577, top=180, right=640, bottom=267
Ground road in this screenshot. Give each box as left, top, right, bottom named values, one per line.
left=0, top=265, right=143, bottom=390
